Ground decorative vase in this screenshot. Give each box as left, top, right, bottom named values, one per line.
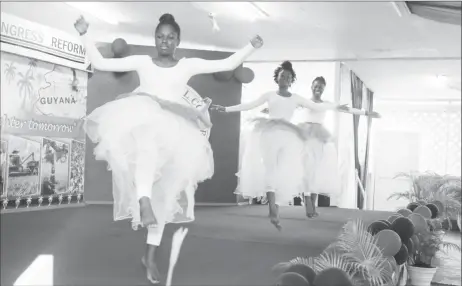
left=408, top=265, right=438, bottom=286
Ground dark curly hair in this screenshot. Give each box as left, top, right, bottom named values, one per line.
left=156, top=13, right=181, bottom=39
left=273, top=61, right=296, bottom=84
left=312, top=76, right=326, bottom=86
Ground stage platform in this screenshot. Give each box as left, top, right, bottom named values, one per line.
left=1, top=205, right=460, bottom=285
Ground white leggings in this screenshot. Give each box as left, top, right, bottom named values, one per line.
left=147, top=222, right=166, bottom=246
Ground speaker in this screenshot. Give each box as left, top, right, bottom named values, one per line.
left=317, top=195, right=330, bottom=207
left=293, top=196, right=302, bottom=206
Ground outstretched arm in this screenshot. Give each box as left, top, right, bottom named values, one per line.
left=186, top=43, right=256, bottom=76
left=225, top=93, right=269, bottom=113
left=81, top=33, right=145, bottom=72
left=337, top=106, right=381, bottom=117
left=295, top=96, right=339, bottom=111
left=338, top=106, right=367, bottom=115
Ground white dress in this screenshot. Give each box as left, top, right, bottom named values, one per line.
left=81, top=33, right=256, bottom=228
left=298, top=109, right=341, bottom=203
left=229, top=92, right=337, bottom=205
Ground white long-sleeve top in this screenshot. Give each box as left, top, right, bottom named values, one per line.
left=81, top=33, right=256, bottom=103
left=225, top=91, right=338, bottom=121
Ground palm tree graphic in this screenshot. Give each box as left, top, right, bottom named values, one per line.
left=28, top=58, right=38, bottom=75
left=17, top=69, right=35, bottom=111
left=4, top=62, right=16, bottom=84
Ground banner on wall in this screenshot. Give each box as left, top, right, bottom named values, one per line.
left=1, top=12, right=86, bottom=63
left=0, top=50, right=87, bottom=206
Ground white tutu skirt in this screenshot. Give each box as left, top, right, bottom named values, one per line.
left=84, top=93, right=214, bottom=228
left=235, top=118, right=305, bottom=206
left=298, top=122, right=340, bottom=200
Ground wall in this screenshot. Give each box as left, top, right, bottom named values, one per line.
left=371, top=101, right=461, bottom=211
left=84, top=44, right=243, bottom=204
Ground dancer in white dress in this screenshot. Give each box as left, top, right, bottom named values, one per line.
left=74, top=14, right=263, bottom=284
left=299, top=76, right=380, bottom=218
left=211, top=62, right=342, bottom=230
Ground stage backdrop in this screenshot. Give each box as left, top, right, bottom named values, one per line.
left=84, top=43, right=243, bottom=204
left=0, top=51, right=88, bottom=208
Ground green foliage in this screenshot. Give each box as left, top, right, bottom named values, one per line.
left=409, top=220, right=461, bottom=267
left=388, top=171, right=461, bottom=228
left=286, top=219, right=398, bottom=286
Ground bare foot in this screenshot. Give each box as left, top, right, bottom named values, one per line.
left=270, top=216, right=282, bottom=231
left=139, top=197, right=157, bottom=227
left=142, top=256, right=160, bottom=284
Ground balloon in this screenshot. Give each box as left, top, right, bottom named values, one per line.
left=111, top=38, right=129, bottom=58
left=233, top=67, right=255, bottom=84
left=414, top=205, right=432, bottom=219
left=407, top=202, right=420, bottom=212
left=391, top=217, right=415, bottom=241
left=375, top=229, right=402, bottom=256
left=387, top=214, right=402, bottom=223
left=378, top=220, right=392, bottom=227
left=417, top=200, right=427, bottom=205
left=367, top=221, right=390, bottom=235
left=404, top=238, right=414, bottom=255
left=213, top=71, right=234, bottom=81
left=393, top=243, right=409, bottom=265
left=277, top=272, right=310, bottom=286
left=431, top=200, right=445, bottom=215
left=425, top=203, right=438, bottom=219
left=285, top=264, right=316, bottom=284
left=397, top=208, right=413, bottom=217
left=272, top=262, right=291, bottom=277
left=313, top=268, right=353, bottom=286
left=408, top=213, right=428, bottom=233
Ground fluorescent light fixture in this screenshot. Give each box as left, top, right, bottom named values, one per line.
left=14, top=255, right=54, bottom=285
left=65, top=2, right=119, bottom=25
left=220, top=2, right=270, bottom=22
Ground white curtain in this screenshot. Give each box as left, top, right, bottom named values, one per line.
left=336, top=63, right=357, bottom=209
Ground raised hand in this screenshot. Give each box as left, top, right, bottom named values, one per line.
left=336, top=104, right=349, bottom=111
left=250, top=35, right=264, bottom=49
left=74, top=16, right=89, bottom=35
left=210, top=104, right=226, bottom=112
left=368, top=111, right=381, bottom=118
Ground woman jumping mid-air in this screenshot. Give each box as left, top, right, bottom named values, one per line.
left=74, top=13, right=263, bottom=284
left=210, top=61, right=343, bottom=231
left=300, top=76, right=380, bottom=218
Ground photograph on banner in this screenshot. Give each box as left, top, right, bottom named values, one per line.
left=1, top=140, right=8, bottom=197
left=40, top=138, right=69, bottom=195
left=4, top=135, right=41, bottom=198
left=1, top=50, right=88, bottom=199
left=69, top=140, right=85, bottom=194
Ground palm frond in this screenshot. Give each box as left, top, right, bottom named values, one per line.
left=333, top=219, right=395, bottom=286
left=440, top=241, right=462, bottom=254
left=314, top=251, right=354, bottom=275
left=388, top=192, right=413, bottom=201
left=288, top=256, right=316, bottom=270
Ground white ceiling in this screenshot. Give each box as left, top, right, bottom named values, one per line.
left=1, top=1, right=461, bottom=99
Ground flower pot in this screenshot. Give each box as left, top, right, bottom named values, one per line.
left=408, top=265, right=438, bottom=286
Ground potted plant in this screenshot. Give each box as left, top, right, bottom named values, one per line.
left=388, top=171, right=461, bottom=230
left=407, top=218, right=461, bottom=286
left=272, top=220, right=399, bottom=286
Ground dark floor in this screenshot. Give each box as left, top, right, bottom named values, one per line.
left=2, top=205, right=396, bottom=286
